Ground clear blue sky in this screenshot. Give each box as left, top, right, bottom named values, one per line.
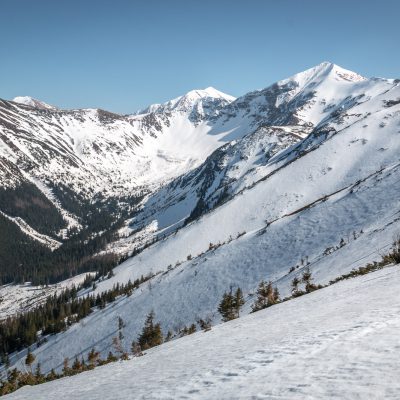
left=1, top=0, right=399, bottom=113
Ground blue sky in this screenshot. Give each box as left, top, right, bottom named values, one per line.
left=1, top=0, right=399, bottom=113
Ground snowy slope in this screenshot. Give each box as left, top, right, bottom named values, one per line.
left=5, top=265, right=400, bottom=399
left=1, top=61, right=395, bottom=246
left=0, top=273, right=94, bottom=320
left=2, top=62, right=400, bottom=373
left=0, top=89, right=235, bottom=194
left=11, top=155, right=398, bottom=375
left=0, top=87, right=239, bottom=256
left=106, top=124, right=307, bottom=254
left=106, top=62, right=400, bottom=254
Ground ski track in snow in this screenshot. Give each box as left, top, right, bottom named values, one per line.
left=5, top=266, right=400, bottom=399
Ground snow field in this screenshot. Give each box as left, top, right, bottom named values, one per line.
left=6, top=265, right=400, bottom=399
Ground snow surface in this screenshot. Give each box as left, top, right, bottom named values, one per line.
left=2, top=62, right=400, bottom=375
left=6, top=265, right=400, bottom=399
left=2, top=87, right=239, bottom=197
left=12, top=96, right=56, bottom=110
left=0, top=273, right=94, bottom=320
left=0, top=210, right=61, bottom=250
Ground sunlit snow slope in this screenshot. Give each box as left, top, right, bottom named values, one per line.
left=6, top=266, right=400, bottom=400
left=5, top=62, right=400, bottom=375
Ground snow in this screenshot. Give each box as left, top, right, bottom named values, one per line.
left=0, top=273, right=95, bottom=320
left=27, top=176, right=82, bottom=237
left=2, top=88, right=239, bottom=196
left=12, top=96, right=56, bottom=110
left=0, top=210, right=61, bottom=250
left=5, top=265, right=400, bottom=399
left=134, top=86, right=236, bottom=115
left=1, top=63, right=400, bottom=384
left=6, top=155, right=399, bottom=375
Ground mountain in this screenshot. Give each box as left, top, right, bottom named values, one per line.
left=0, top=62, right=399, bottom=380
left=105, top=61, right=400, bottom=254
left=12, top=96, right=57, bottom=110
left=134, top=86, right=235, bottom=116
left=0, top=87, right=238, bottom=283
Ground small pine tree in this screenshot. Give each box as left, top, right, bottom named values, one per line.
left=302, top=268, right=316, bottom=292
left=252, top=281, right=268, bottom=312
left=252, top=280, right=279, bottom=312
left=131, top=341, right=143, bottom=356
left=46, top=368, right=58, bottom=382
left=137, top=311, right=163, bottom=350
left=188, top=323, right=197, bottom=334
left=234, top=288, right=245, bottom=318
left=87, top=348, right=100, bottom=368
left=34, top=362, right=44, bottom=384
left=25, top=349, right=35, bottom=373
left=273, top=287, right=280, bottom=303
left=218, top=290, right=235, bottom=322
left=218, top=287, right=245, bottom=321
left=118, top=316, right=125, bottom=341
left=291, top=276, right=300, bottom=294
left=62, top=357, right=70, bottom=376
left=198, top=318, right=212, bottom=331
left=106, top=351, right=118, bottom=363
left=131, top=340, right=143, bottom=357
left=72, top=357, right=82, bottom=372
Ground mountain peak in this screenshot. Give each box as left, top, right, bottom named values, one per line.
left=12, top=96, right=57, bottom=110
left=133, top=87, right=235, bottom=116
left=279, top=62, right=367, bottom=89
left=183, top=87, right=235, bottom=102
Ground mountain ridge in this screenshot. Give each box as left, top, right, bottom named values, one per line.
left=0, top=61, right=398, bottom=285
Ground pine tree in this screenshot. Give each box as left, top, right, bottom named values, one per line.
left=252, top=281, right=268, bottom=312
left=62, top=357, right=70, bottom=376
left=198, top=318, right=212, bottom=331
left=273, top=287, right=280, bottom=303
left=165, top=331, right=173, bottom=342
left=112, top=316, right=127, bottom=357
left=25, top=349, right=35, bottom=373
left=34, top=362, right=44, bottom=384
left=107, top=351, right=118, bottom=363
left=291, top=276, right=300, bottom=295
left=87, top=348, right=100, bottom=368
left=72, top=357, right=82, bottom=372
left=252, top=281, right=280, bottom=312
left=118, top=316, right=125, bottom=341
left=46, top=368, right=58, bottom=382
left=302, top=268, right=316, bottom=292
left=218, top=287, right=245, bottom=321
left=137, top=311, right=163, bottom=350
left=218, top=290, right=235, bottom=322
left=234, top=288, right=245, bottom=318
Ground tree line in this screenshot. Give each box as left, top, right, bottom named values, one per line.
left=0, top=273, right=154, bottom=359
left=0, top=181, right=144, bottom=285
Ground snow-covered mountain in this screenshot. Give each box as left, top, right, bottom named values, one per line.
left=12, top=96, right=57, bottom=110
left=0, top=86, right=239, bottom=283
left=1, top=87, right=236, bottom=195
left=1, top=62, right=400, bottom=380
left=104, top=61, right=400, bottom=254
